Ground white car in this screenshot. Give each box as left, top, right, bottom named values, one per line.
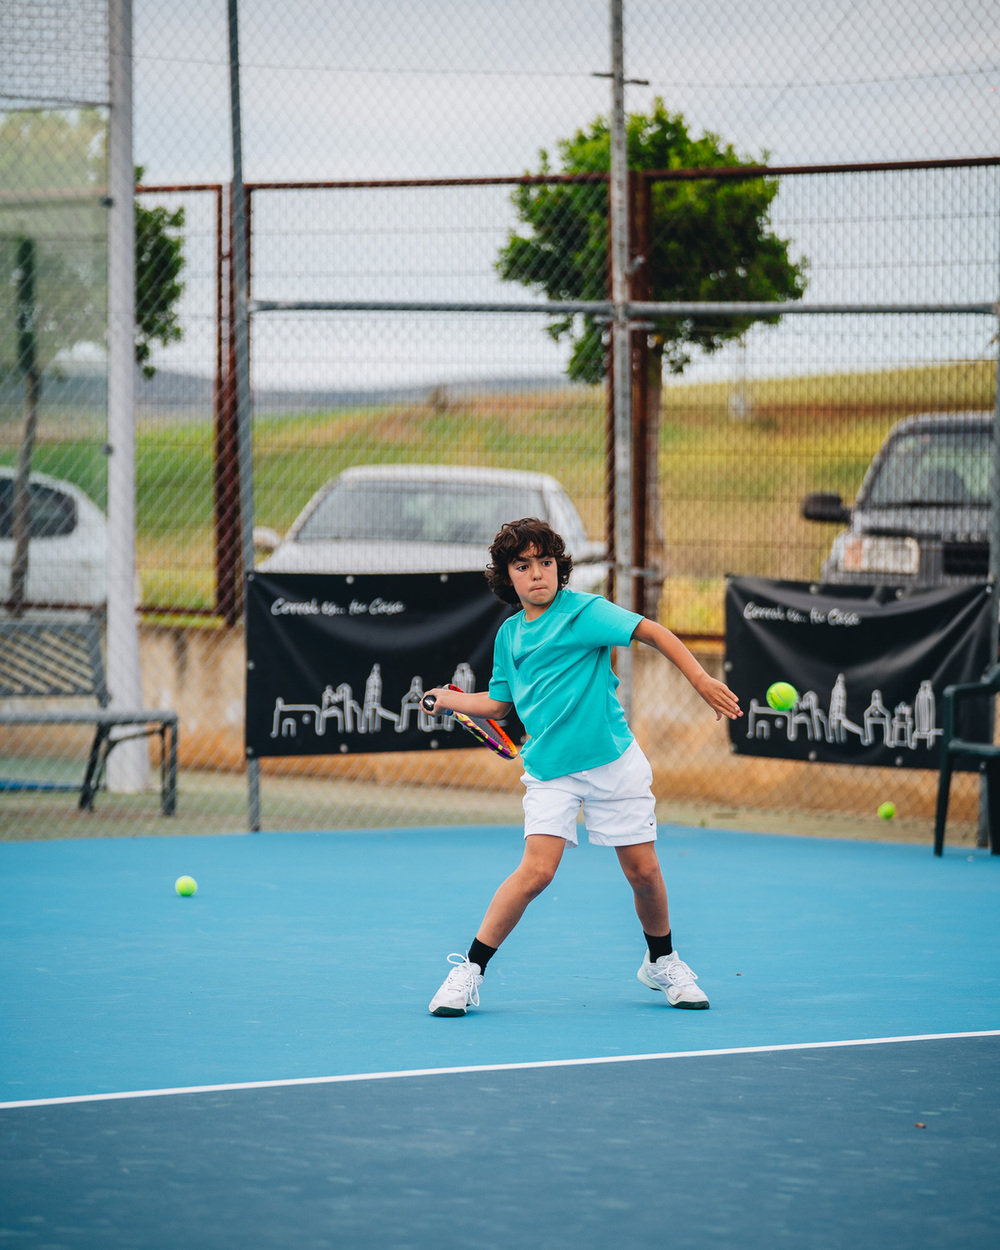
left=0, top=466, right=108, bottom=607
left=257, top=464, right=609, bottom=593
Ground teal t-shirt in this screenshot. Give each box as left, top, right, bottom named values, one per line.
left=488, top=587, right=644, bottom=780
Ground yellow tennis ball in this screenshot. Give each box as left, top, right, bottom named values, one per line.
left=766, top=681, right=799, bottom=711
left=877, top=801, right=896, bottom=821
left=174, top=875, right=198, bottom=896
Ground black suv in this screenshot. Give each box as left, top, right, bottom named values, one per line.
left=802, top=411, right=991, bottom=586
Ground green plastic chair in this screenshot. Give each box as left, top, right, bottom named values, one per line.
left=933, top=663, right=1000, bottom=856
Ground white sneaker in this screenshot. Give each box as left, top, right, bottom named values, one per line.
left=428, top=953, right=483, bottom=1017
left=637, top=951, right=710, bottom=1009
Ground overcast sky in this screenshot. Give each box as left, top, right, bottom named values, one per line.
left=18, top=0, right=993, bottom=389
left=126, top=1, right=1000, bottom=388
left=133, top=0, right=998, bottom=182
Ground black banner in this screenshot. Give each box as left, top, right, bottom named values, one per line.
left=726, top=578, right=992, bottom=768
left=245, top=571, right=519, bottom=758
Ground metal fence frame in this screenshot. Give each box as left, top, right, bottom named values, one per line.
left=136, top=156, right=1000, bottom=651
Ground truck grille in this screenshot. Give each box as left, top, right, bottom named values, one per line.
left=942, top=542, right=989, bottom=577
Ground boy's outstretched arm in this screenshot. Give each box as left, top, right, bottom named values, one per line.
left=424, top=686, right=512, bottom=720
left=631, top=618, right=743, bottom=721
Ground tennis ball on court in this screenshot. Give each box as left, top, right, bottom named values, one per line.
left=877, top=801, right=896, bottom=821
left=174, top=875, right=198, bottom=896
left=766, top=681, right=799, bottom=711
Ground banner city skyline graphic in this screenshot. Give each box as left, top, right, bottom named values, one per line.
left=267, top=661, right=477, bottom=749
left=726, top=577, right=992, bottom=769
left=245, top=571, right=521, bottom=758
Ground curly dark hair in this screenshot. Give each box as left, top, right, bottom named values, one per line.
left=485, top=517, right=574, bottom=606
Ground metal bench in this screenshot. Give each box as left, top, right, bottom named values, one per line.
left=0, top=617, right=178, bottom=815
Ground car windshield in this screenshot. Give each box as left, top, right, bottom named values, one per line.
left=866, top=429, right=991, bottom=508
left=0, top=479, right=77, bottom=538
left=296, top=480, right=549, bottom=544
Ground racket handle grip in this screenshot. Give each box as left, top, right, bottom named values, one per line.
left=423, top=683, right=460, bottom=714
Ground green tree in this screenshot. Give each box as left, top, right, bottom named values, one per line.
left=497, top=99, right=807, bottom=383
left=0, top=110, right=185, bottom=380
left=0, top=110, right=184, bottom=608
left=497, top=100, right=807, bottom=613
left=134, top=166, right=184, bottom=378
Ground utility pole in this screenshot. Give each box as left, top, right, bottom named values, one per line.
left=609, top=0, right=633, bottom=716
left=107, top=0, right=150, bottom=792
left=228, top=0, right=260, bottom=831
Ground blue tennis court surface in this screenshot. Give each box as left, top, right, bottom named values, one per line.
left=1, top=824, right=998, bottom=1247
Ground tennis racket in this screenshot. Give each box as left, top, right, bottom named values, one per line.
left=421, top=684, right=519, bottom=760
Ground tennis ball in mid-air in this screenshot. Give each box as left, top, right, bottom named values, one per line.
left=877, top=801, right=896, bottom=821
left=766, top=681, right=799, bottom=711
left=174, top=875, right=198, bottom=896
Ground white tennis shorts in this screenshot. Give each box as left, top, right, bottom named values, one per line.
left=520, top=740, right=657, bottom=848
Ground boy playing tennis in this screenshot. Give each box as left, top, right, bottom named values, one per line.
left=426, top=518, right=742, bottom=1017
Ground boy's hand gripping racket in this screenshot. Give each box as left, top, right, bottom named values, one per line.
left=421, top=684, right=519, bottom=760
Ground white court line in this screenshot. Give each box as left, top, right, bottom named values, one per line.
left=2, top=1030, right=998, bottom=1111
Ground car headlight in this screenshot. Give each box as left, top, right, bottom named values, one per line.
left=841, top=534, right=920, bottom=575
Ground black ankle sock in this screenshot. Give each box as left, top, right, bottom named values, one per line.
left=467, top=938, right=497, bottom=973
left=644, top=930, right=673, bottom=962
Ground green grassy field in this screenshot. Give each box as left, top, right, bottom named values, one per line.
left=1, top=360, right=993, bottom=635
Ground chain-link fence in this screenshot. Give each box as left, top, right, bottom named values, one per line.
left=1, top=0, right=997, bottom=842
